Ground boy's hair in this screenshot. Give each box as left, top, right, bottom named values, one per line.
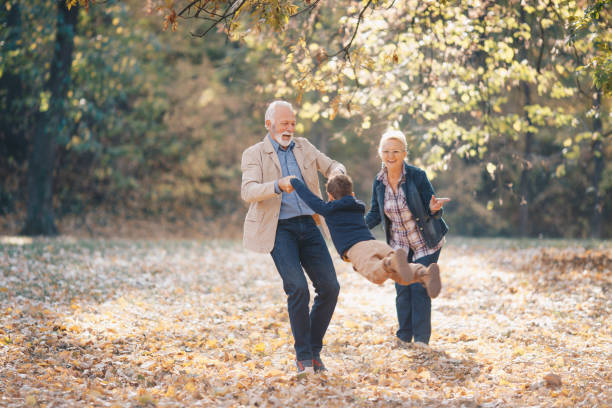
left=326, top=174, right=353, bottom=199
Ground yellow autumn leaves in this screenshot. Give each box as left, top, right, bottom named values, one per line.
left=0, top=238, right=610, bottom=406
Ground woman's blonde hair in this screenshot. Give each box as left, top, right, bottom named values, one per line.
left=378, top=130, right=407, bottom=156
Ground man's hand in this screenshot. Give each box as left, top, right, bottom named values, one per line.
left=278, top=175, right=297, bottom=193
left=429, top=195, right=451, bottom=212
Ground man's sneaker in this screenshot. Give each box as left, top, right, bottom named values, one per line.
left=312, top=355, right=327, bottom=373
left=420, top=263, right=441, bottom=298
left=295, top=359, right=314, bottom=378
left=413, top=341, right=430, bottom=349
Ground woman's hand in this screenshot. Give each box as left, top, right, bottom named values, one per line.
left=429, top=195, right=451, bottom=212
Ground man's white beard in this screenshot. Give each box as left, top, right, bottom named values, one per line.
left=277, top=132, right=294, bottom=147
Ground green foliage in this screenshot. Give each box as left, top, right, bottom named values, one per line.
left=569, top=0, right=611, bottom=93
left=52, top=2, right=174, bottom=214
left=0, top=1, right=56, bottom=162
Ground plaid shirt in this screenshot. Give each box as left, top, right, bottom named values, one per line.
left=378, top=168, right=444, bottom=260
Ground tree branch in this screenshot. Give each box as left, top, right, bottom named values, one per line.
left=292, top=0, right=323, bottom=18
left=178, top=0, right=201, bottom=17
left=186, top=0, right=248, bottom=38
left=334, top=0, right=373, bottom=59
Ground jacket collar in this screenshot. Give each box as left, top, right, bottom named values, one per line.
left=375, top=163, right=414, bottom=198
left=335, top=195, right=366, bottom=210
left=262, top=134, right=305, bottom=174
left=376, top=161, right=412, bottom=179
left=263, top=134, right=300, bottom=154
left=376, top=165, right=407, bottom=186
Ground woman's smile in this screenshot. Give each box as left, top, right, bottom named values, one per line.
left=380, top=139, right=407, bottom=170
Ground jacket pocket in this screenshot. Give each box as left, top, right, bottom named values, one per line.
left=302, top=153, right=317, bottom=170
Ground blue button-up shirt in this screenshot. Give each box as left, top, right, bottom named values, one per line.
left=269, top=135, right=315, bottom=219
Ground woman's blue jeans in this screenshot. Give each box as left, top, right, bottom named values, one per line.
left=395, top=249, right=441, bottom=344
left=270, top=216, right=340, bottom=361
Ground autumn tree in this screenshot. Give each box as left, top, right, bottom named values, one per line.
left=21, top=0, right=78, bottom=235
left=1, top=0, right=173, bottom=234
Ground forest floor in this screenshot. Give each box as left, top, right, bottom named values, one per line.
left=0, top=236, right=610, bottom=407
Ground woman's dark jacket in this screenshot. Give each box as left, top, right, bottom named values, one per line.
left=365, top=163, right=448, bottom=256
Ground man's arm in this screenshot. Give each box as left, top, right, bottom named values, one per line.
left=303, top=139, right=346, bottom=178
left=290, top=178, right=332, bottom=216
left=240, top=147, right=279, bottom=203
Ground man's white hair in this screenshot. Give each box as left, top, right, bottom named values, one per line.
left=378, top=130, right=408, bottom=155
left=265, top=100, right=295, bottom=129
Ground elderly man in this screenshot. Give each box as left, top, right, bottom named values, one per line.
left=241, top=100, right=345, bottom=376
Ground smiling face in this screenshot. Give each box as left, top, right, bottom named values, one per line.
left=380, top=138, right=407, bottom=172
left=267, top=105, right=296, bottom=148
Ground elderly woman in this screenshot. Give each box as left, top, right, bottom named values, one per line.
left=365, top=130, right=450, bottom=345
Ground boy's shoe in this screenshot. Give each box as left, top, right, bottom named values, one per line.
left=295, top=359, right=314, bottom=378
left=386, top=248, right=416, bottom=285
left=419, top=263, right=441, bottom=298
left=312, top=355, right=327, bottom=373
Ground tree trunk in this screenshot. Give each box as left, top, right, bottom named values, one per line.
left=518, top=6, right=534, bottom=237
left=518, top=80, right=534, bottom=237
left=589, top=89, right=603, bottom=238
left=21, top=1, right=78, bottom=236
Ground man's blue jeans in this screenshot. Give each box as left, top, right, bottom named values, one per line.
left=270, top=216, right=340, bottom=361
left=395, top=249, right=441, bottom=344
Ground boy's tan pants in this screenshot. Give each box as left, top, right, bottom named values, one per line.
left=345, top=240, right=417, bottom=285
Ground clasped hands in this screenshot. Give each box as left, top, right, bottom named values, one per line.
left=279, top=168, right=345, bottom=193
left=278, top=175, right=297, bottom=193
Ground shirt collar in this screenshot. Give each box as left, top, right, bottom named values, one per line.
left=377, top=166, right=406, bottom=186
left=267, top=134, right=295, bottom=152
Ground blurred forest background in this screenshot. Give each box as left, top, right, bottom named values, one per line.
left=1, top=0, right=610, bottom=239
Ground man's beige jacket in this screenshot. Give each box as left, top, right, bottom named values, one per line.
left=241, top=135, right=345, bottom=253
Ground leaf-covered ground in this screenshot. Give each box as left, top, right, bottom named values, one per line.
left=1, top=237, right=610, bottom=407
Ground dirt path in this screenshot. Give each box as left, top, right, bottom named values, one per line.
left=0, top=238, right=610, bottom=407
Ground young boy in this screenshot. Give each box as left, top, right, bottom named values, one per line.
left=289, top=174, right=441, bottom=298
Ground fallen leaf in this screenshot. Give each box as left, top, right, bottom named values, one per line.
left=544, top=373, right=562, bottom=388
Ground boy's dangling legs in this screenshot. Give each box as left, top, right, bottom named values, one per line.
left=386, top=246, right=442, bottom=298
left=345, top=240, right=441, bottom=297
left=344, top=240, right=421, bottom=285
